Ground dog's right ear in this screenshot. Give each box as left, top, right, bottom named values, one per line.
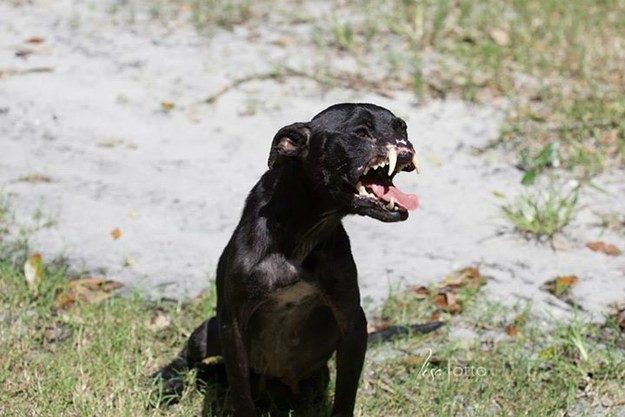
left=268, top=122, right=311, bottom=168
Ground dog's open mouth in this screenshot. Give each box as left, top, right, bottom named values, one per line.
left=354, top=148, right=419, bottom=213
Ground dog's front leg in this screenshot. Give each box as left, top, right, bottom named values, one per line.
left=218, top=311, right=256, bottom=417
left=331, top=307, right=368, bottom=417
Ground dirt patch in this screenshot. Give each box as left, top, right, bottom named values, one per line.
left=1, top=1, right=623, bottom=318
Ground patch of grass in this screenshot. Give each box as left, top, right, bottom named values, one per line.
left=502, top=182, right=579, bottom=239
left=360, top=284, right=625, bottom=417
left=595, top=211, right=625, bottom=236
left=330, top=20, right=356, bottom=52
left=189, top=0, right=255, bottom=30
left=1, top=258, right=624, bottom=416
left=0, top=257, right=216, bottom=416
left=301, top=0, right=625, bottom=178
left=139, top=0, right=624, bottom=181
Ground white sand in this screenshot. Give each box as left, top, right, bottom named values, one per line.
left=1, top=0, right=623, bottom=318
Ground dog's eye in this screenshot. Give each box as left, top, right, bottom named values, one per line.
left=354, top=126, right=370, bottom=138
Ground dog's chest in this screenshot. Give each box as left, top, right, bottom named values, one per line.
left=246, top=281, right=340, bottom=391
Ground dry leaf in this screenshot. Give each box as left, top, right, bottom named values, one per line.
left=148, top=309, right=171, bottom=332
left=26, top=36, right=45, bottom=44
left=15, top=48, right=34, bottom=58
left=600, top=130, right=619, bottom=145
left=490, top=28, right=510, bottom=46
left=441, top=266, right=486, bottom=290
left=271, top=37, right=294, bottom=47
left=110, top=227, right=122, bottom=240
left=586, top=241, right=621, bottom=256
left=542, top=275, right=579, bottom=297
left=611, top=302, right=625, bottom=331
left=367, top=319, right=391, bottom=334
left=16, top=173, right=52, bottom=183
left=505, top=324, right=520, bottom=337
left=430, top=310, right=442, bottom=321
left=410, top=285, right=431, bottom=298
left=433, top=291, right=462, bottom=314
left=55, top=277, right=123, bottom=310
left=161, top=101, right=175, bottom=111
left=24, top=253, right=44, bottom=294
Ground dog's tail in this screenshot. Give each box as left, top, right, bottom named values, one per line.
left=367, top=321, right=445, bottom=343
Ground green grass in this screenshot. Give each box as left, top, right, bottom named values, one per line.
left=176, top=0, right=625, bottom=180
left=324, top=0, right=625, bottom=178
left=502, top=182, right=579, bottom=239
left=1, top=254, right=623, bottom=416
left=136, top=0, right=625, bottom=180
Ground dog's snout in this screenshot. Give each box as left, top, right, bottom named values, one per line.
left=392, top=146, right=415, bottom=166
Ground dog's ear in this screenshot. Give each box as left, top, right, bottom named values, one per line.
left=268, top=122, right=311, bottom=168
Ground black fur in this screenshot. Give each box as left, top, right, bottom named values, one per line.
left=153, top=103, right=433, bottom=416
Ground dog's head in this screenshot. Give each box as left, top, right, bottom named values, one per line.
left=268, top=103, right=419, bottom=222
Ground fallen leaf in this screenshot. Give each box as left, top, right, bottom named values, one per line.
left=148, top=309, right=171, bottom=332
left=600, top=130, right=619, bottom=146
left=16, top=173, right=52, bottom=183
left=15, top=49, right=34, bottom=58
left=160, top=101, right=175, bottom=112
left=24, top=253, right=44, bottom=294
left=441, top=266, right=486, bottom=290
left=610, top=302, right=625, bottom=331
left=271, top=37, right=294, bottom=47
left=490, top=28, right=510, bottom=46
left=55, top=277, right=123, bottom=310
left=399, top=354, right=444, bottom=368
left=110, top=227, right=122, bottom=240
left=542, top=275, right=579, bottom=297
left=505, top=324, right=520, bottom=337
left=586, top=241, right=621, bottom=256
left=433, top=291, right=462, bottom=314
left=409, top=285, right=431, bottom=298
left=25, top=36, right=45, bottom=44
left=430, top=310, right=442, bottom=321
left=367, top=318, right=391, bottom=334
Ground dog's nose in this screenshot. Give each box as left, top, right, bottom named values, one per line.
left=395, top=146, right=415, bottom=165
left=383, top=144, right=419, bottom=174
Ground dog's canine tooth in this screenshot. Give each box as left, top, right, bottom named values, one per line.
left=356, top=182, right=367, bottom=195
left=412, top=153, right=421, bottom=174
left=363, top=167, right=369, bottom=175
left=386, top=197, right=396, bottom=210
left=388, top=148, right=397, bottom=176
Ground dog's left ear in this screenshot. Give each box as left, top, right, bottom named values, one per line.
left=268, top=122, right=311, bottom=168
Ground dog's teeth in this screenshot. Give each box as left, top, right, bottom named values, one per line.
left=412, top=153, right=421, bottom=174
left=388, top=148, right=397, bottom=176
left=386, top=197, right=396, bottom=210
left=363, top=167, right=369, bottom=175
left=356, top=182, right=367, bottom=196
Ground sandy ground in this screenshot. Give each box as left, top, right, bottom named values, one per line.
left=1, top=0, right=624, bottom=318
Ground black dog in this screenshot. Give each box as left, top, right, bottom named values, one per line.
left=154, top=103, right=425, bottom=416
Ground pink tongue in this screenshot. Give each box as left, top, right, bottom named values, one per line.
left=365, top=182, right=419, bottom=211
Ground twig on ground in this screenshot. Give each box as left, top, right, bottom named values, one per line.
left=203, top=66, right=396, bottom=104
left=0, top=67, right=54, bottom=78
